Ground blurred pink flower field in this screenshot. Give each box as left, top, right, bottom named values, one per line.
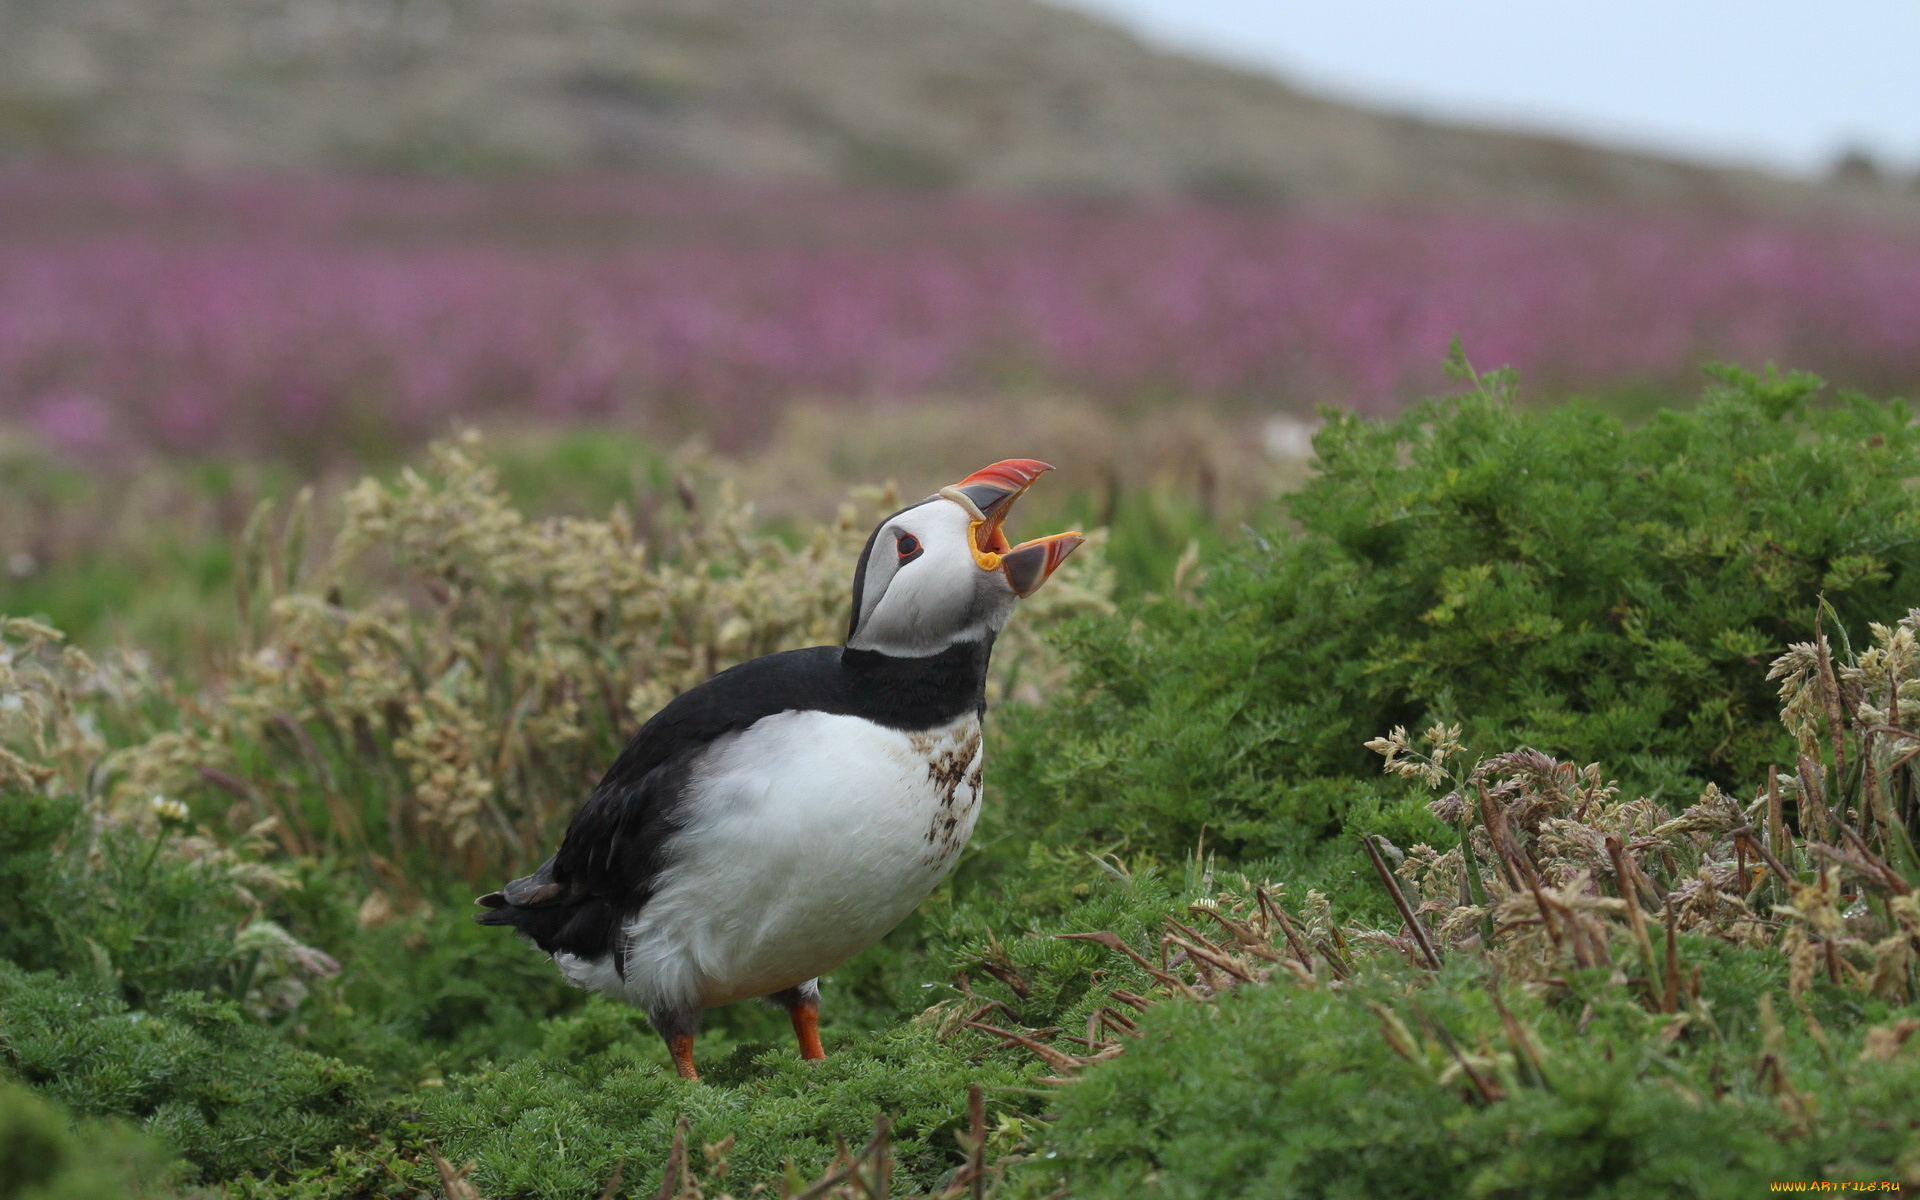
left=3, top=166, right=1918, bottom=457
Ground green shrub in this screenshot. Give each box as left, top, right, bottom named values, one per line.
left=0, top=791, right=267, bottom=1008
left=1011, top=954, right=1920, bottom=1200
left=996, top=365, right=1920, bottom=860
left=399, top=1007, right=1035, bottom=1198
left=0, top=1081, right=182, bottom=1200
left=212, top=992, right=1047, bottom=1199
left=269, top=870, right=590, bottom=1085
left=991, top=611, right=1920, bottom=1197
left=0, top=965, right=379, bottom=1184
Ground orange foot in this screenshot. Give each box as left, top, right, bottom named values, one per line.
left=669, top=1033, right=699, bottom=1081
left=791, top=1001, right=826, bottom=1061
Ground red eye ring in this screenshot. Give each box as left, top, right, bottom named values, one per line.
left=896, top=532, right=921, bottom=560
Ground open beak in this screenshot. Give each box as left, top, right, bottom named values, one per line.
left=940, top=459, right=1085, bottom=598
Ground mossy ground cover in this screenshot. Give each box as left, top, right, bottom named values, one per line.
left=4, top=367, right=1920, bottom=1197
left=1014, top=950, right=1920, bottom=1200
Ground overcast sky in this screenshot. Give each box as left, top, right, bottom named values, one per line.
left=1061, top=0, right=1918, bottom=177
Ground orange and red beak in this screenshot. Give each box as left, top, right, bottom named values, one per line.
left=940, top=459, right=1085, bottom=598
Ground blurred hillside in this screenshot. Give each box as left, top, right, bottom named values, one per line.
left=3, top=0, right=1914, bottom=215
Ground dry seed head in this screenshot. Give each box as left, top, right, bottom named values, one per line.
left=1865, top=936, right=1916, bottom=999
left=1769, top=640, right=1829, bottom=756
left=1857, top=1019, right=1920, bottom=1062
left=1427, top=789, right=1469, bottom=824
left=1364, top=725, right=1410, bottom=764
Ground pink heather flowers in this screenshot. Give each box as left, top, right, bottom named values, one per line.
left=2, top=166, right=1918, bottom=456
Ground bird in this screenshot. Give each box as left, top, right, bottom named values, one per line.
left=475, top=459, right=1084, bottom=1081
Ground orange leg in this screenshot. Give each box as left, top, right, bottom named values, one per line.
left=669, top=1034, right=700, bottom=1081
left=790, top=1001, right=826, bottom=1061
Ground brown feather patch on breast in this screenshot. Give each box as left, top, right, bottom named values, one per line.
left=919, top=722, right=983, bottom=866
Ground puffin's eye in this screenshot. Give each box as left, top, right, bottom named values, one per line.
left=896, top=532, right=922, bottom=562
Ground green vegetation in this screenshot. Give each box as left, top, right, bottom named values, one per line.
left=1015, top=951, right=1920, bottom=1199
left=0, top=789, right=271, bottom=1006
left=0, top=1080, right=180, bottom=1200
left=4, top=366, right=1919, bottom=1197
left=1009, top=682, right=1920, bottom=1196
left=999, top=363, right=1920, bottom=862
left=0, top=966, right=377, bottom=1184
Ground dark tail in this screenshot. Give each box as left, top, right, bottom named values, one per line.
left=472, top=855, right=620, bottom=959
left=473, top=855, right=564, bottom=931
left=473, top=889, right=517, bottom=926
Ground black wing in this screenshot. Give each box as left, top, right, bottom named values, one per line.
left=473, top=645, right=847, bottom=959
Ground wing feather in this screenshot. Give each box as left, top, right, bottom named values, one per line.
left=471, top=646, right=844, bottom=957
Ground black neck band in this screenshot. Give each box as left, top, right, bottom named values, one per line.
left=838, top=637, right=994, bottom=729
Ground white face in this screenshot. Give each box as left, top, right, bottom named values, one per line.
left=846, top=496, right=1018, bottom=656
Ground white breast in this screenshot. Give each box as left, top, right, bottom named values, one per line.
left=586, top=709, right=984, bottom=1013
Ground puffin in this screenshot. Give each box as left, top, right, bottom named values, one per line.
left=475, top=459, right=1083, bottom=1080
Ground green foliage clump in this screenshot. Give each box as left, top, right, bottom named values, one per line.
left=271, top=886, right=589, bottom=1087
left=0, top=791, right=268, bottom=1007
left=991, top=599, right=1920, bottom=1197
left=1013, top=954, right=1920, bottom=1199
left=0, top=1081, right=181, bottom=1200
left=998, top=366, right=1920, bottom=860
left=0, top=965, right=379, bottom=1185
left=403, top=1006, right=1034, bottom=1197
